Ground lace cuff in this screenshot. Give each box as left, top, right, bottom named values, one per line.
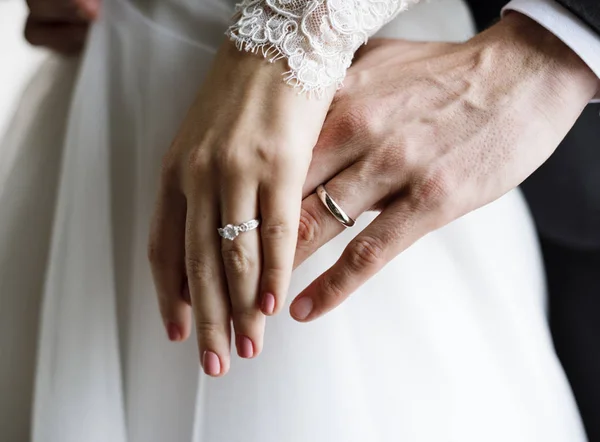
left=226, top=0, right=420, bottom=95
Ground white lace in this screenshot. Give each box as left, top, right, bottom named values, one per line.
left=226, top=0, right=420, bottom=95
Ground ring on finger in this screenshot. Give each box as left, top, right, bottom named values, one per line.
left=316, top=185, right=355, bottom=228
left=218, top=218, right=261, bottom=241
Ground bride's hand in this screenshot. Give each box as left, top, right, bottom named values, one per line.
left=148, top=42, right=332, bottom=376
left=24, top=0, right=99, bottom=54
left=290, top=15, right=598, bottom=322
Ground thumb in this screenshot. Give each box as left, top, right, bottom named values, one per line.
left=74, top=0, right=101, bottom=20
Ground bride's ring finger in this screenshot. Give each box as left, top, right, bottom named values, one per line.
left=220, top=181, right=264, bottom=359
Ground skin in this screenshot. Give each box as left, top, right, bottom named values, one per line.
left=149, top=13, right=598, bottom=377
left=23, top=3, right=597, bottom=375
left=24, top=0, right=99, bottom=54
left=290, top=13, right=599, bottom=322
left=148, top=42, right=335, bottom=376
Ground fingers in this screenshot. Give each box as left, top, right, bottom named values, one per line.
left=27, top=0, right=100, bottom=21
left=220, top=180, right=263, bottom=359
left=258, top=177, right=303, bottom=316
left=301, top=126, right=359, bottom=199
left=291, top=198, right=433, bottom=322
left=186, top=193, right=232, bottom=377
left=148, top=185, right=191, bottom=342
left=294, top=165, right=383, bottom=270
left=24, top=0, right=100, bottom=54
left=24, top=19, right=89, bottom=54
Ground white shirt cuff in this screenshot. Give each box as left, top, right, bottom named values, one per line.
left=503, top=0, right=600, bottom=102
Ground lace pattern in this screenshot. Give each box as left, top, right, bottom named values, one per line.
left=226, top=0, right=420, bottom=95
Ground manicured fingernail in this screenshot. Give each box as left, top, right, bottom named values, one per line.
left=261, top=293, right=276, bottom=315
left=202, top=351, right=221, bottom=376
left=236, top=335, right=254, bottom=359
left=182, top=282, right=191, bottom=305
left=167, top=322, right=182, bottom=341
left=291, top=297, right=313, bottom=320
left=78, top=1, right=99, bottom=19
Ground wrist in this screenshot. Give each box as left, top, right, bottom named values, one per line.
left=215, top=40, right=336, bottom=100
left=474, top=12, right=598, bottom=104
left=199, top=40, right=333, bottom=150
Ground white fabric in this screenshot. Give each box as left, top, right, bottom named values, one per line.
left=0, top=0, right=589, bottom=440
left=0, top=1, right=47, bottom=140
left=504, top=0, right=600, bottom=101
left=0, top=56, right=80, bottom=441
left=226, top=0, right=420, bottom=94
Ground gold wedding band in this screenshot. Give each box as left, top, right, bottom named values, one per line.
left=316, top=185, right=355, bottom=228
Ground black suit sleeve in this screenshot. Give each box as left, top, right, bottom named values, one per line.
left=555, top=0, right=600, bottom=35
left=464, top=0, right=504, bottom=31
left=465, top=0, right=600, bottom=35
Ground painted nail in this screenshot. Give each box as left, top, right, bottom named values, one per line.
left=167, top=322, right=182, bottom=341
left=202, top=351, right=221, bottom=376
left=291, top=297, right=313, bottom=320
left=236, top=335, right=254, bottom=359
left=261, top=293, right=276, bottom=315
left=78, top=1, right=99, bottom=19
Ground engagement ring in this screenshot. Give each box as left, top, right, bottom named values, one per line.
left=218, top=218, right=261, bottom=240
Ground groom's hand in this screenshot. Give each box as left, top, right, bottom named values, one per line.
left=289, top=13, right=599, bottom=322
left=24, top=0, right=100, bottom=54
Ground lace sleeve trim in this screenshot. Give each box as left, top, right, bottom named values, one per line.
left=226, top=0, right=419, bottom=96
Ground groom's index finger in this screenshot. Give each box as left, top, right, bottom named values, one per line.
left=291, top=233, right=390, bottom=322
left=291, top=198, right=431, bottom=322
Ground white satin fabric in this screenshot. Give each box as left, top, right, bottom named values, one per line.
left=0, top=0, right=588, bottom=440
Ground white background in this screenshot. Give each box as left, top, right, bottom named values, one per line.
left=0, top=0, right=47, bottom=138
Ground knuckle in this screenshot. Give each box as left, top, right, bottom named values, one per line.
left=253, top=141, right=279, bottom=165
left=232, top=308, right=261, bottom=326
left=336, top=107, right=371, bottom=138
left=297, top=207, right=320, bottom=246
left=214, top=148, right=244, bottom=174
left=256, top=142, right=302, bottom=172
left=186, top=149, right=210, bottom=180
left=186, top=255, right=217, bottom=285
left=221, top=245, right=255, bottom=276
left=261, top=221, right=290, bottom=241
left=262, top=265, right=286, bottom=284
left=411, top=167, right=455, bottom=212
left=379, top=142, right=408, bottom=172
left=320, top=275, right=346, bottom=304
left=346, top=237, right=385, bottom=271
left=335, top=104, right=381, bottom=143
left=195, top=320, right=223, bottom=343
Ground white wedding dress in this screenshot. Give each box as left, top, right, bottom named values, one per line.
left=0, top=0, right=588, bottom=441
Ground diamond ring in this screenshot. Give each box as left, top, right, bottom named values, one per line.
left=218, top=218, right=260, bottom=241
